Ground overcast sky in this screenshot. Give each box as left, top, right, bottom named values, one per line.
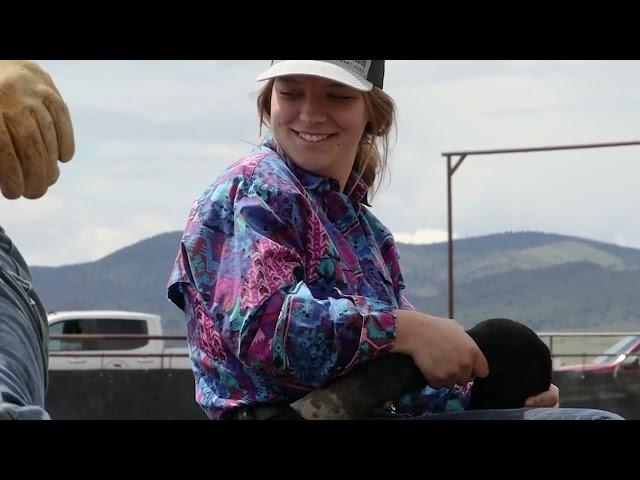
left=1, top=60, right=639, bottom=266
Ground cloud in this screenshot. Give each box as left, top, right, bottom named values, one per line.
left=0, top=195, right=65, bottom=222
left=392, top=228, right=458, bottom=245
left=79, top=214, right=174, bottom=260
left=4, top=60, right=640, bottom=266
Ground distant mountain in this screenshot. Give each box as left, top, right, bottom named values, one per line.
left=397, top=232, right=640, bottom=331
left=31, top=231, right=185, bottom=334
left=30, top=231, right=640, bottom=334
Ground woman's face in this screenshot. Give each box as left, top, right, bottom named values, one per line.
left=270, top=75, right=369, bottom=190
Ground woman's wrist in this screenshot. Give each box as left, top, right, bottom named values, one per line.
left=392, top=309, right=421, bottom=355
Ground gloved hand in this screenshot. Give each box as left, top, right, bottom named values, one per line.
left=0, top=60, right=74, bottom=199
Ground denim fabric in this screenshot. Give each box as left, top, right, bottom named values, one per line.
left=0, top=226, right=49, bottom=420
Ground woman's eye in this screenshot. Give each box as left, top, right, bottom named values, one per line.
left=328, top=94, right=355, bottom=101
left=279, top=90, right=299, bottom=98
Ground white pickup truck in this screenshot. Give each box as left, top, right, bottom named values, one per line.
left=47, top=310, right=190, bottom=370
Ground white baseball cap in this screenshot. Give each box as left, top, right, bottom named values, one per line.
left=256, top=60, right=385, bottom=92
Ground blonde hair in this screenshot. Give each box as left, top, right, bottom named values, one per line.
left=256, top=79, right=397, bottom=200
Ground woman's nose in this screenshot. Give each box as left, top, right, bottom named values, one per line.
left=299, top=97, right=327, bottom=124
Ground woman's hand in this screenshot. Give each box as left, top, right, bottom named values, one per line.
left=525, top=383, right=560, bottom=408
left=392, top=310, right=489, bottom=389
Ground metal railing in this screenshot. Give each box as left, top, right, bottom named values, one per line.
left=48, top=332, right=640, bottom=364
left=443, top=140, right=640, bottom=319
left=537, top=331, right=640, bottom=368
left=48, top=334, right=188, bottom=358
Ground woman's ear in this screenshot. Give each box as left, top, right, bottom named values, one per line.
left=364, top=121, right=373, bottom=134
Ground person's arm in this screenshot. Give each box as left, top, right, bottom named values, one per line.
left=362, top=218, right=475, bottom=406
left=169, top=177, right=398, bottom=387
left=0, top=60, right=75, bottom=418
left=0, top=226, right=50, bottom=419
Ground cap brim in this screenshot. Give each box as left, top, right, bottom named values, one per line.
left=256, top=60, right=373, bottom=92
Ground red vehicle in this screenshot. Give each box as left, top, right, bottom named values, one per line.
left=556, top=335, right=640, bottom=375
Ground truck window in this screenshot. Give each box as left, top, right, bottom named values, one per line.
left=49, top=318, right=149, bottom=351
left=49, top=320, right=82, bottom=352
left=95, top=319, right=149, bottom=350
left=49, top=320, right=84, bottom=351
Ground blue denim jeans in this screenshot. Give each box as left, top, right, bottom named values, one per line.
left=366, top=407, right=624, bottom=420
left=0, top=226, right=50, bottom=420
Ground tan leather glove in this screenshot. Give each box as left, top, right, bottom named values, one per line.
left=0, top=60, right=74, bottom=199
